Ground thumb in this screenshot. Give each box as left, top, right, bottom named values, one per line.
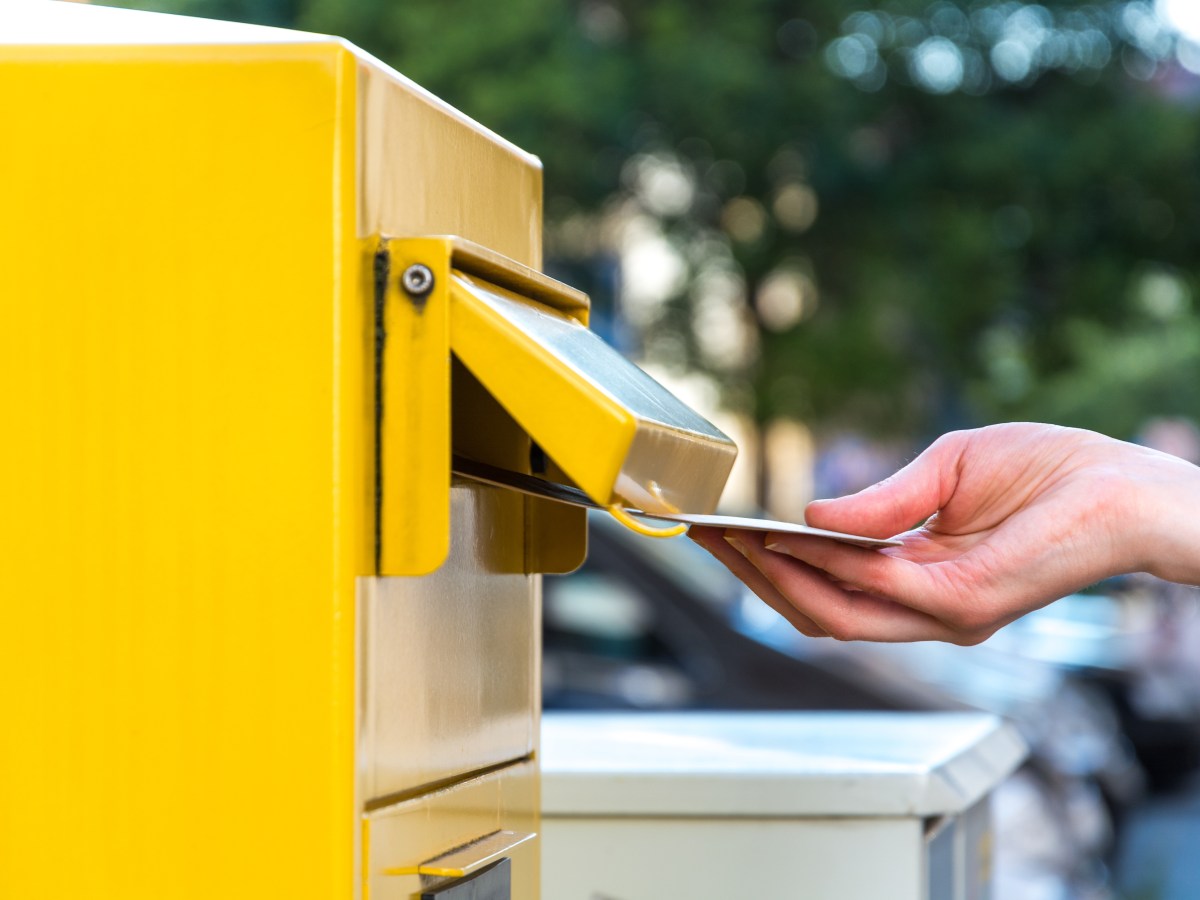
left=805, top=433, right=965, bottom=538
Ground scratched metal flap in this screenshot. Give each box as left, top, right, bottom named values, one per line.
left=449, top=272, right=736, bottom=515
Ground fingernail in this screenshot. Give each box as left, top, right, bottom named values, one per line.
left=724, top=535, right=749, bottom=556
left=765, top=541, right=794, bottom=557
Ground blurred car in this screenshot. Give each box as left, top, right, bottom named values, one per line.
left=1032, top=579, right=1200, bottom=794
left=543, top=512, right=1163, bottom=900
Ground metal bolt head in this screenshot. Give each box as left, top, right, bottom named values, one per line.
left=400, top=264, right=435, bottom=298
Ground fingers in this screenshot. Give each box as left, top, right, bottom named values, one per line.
left=737, top=536, right=987, bottom=644
left=762, top=531, right=997, bottom=634
left=804, top=431, right=969, bottom=539
left=688, top=528, right=829, bottom=637
left=694, top=517, right=1004, bottom=643
left=693, top=527, right=985, bottom=643
left=762, top=532, right=943, bottom=615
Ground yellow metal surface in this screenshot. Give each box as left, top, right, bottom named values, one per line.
left=363, top=481, right=538, bottom=801
left=4, top=6, right=737, bottom=898
left=376, top=235, right=734, bottom=534
left=450, top=276, right=630, bottom=507
left=382, top=829, right=536, bottom=878
left=449, top=273, right=737, bottom=515
left=440, top=236, right=590, bottom=322
left=0, top=5, right=548, bottom=899
left=376, top=237, right=452, bottom=575
left=605, top=504, right=689, bottom=538
left=375, top=236, right=590, bottom=576
left=365, top=761, right=539, bottom=900
left=358, top=67, right=543, bottom=264
left=0, top=33, right=363, bottom=899
left=525, top=460, right=591, bottom=573
left=451, top=359, right=590, bottom=575
left=379, top=238, right=589, bottom=576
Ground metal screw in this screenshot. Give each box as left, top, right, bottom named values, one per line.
left=400, top=264, right=435, bottom=299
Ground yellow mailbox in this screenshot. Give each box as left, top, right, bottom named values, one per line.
left=0, top=3, right=736, bottom=899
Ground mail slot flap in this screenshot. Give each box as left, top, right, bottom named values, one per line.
left=376, top=235, right=736, bottom=576
left=449, top=272, right=737, bottom=517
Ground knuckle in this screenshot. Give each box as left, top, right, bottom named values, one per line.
left=932, top=429, right=969, bottom=455
left=850, top=557, right=891, bottom=596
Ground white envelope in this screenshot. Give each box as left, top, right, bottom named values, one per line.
left=641, top=512, right=901, bottom=549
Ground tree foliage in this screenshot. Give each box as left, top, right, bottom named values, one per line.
left=114, top=0, right=1200, bottom=442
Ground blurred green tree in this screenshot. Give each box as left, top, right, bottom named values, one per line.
left=112, top=0, right=1200, bottom=456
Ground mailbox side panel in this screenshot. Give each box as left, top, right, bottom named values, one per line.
left=0, top=43, right=365, bottom=899
left=355, top=55, right=549, bottom=900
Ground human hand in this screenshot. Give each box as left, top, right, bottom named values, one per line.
left=689, top=423, right=1200, bottom=644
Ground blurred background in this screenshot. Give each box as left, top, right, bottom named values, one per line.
left=105, top=0, right=1200, bottom=896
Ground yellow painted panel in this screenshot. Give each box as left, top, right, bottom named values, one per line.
left=376, top=237, right=452, bottom=575
left=449, top=271, right=736, bottom=515
left=359, top=62, right=543, bottom=266
left=363, top=482, right=537, bottom=801
left=450, top=276, right=634, bottom=507
left=378, top=237, right=588, bottom=575
left=384, top=828, right=535, bottom=878
left=3, top=9, right=555, bottom=900
left=526, top=479, right=590, bottom=574
left=448, top=358, right=590, bottom=575
left=0, top=40, right=363, bottom=899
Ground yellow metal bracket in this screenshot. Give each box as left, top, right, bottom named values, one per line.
left=605, top=504, right=687, bottom=538
left=376, top=236, right=589, bottom=576
left=381, top=829, right=534, bottom=879
left=376, top=234, right=732, bottom=575
left=376, top=237, right=453, bottom=576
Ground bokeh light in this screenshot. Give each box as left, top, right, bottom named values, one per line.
left=1157, top=0, right=1200, bottom=43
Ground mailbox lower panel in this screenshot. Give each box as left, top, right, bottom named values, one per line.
left=361, top=480, right=539, bottom=802
left=366, top=760, right=539, bottom=900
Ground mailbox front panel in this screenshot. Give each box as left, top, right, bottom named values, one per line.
left=0, top=6, right=550, bottom=899
left=0, top=33, right=364, bottom=899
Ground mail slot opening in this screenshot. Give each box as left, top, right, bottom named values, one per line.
left=451, top=358, right=574, bottom=491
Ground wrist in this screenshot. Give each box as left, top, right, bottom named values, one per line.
left=1129, top=451, right=1200, bottom=586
